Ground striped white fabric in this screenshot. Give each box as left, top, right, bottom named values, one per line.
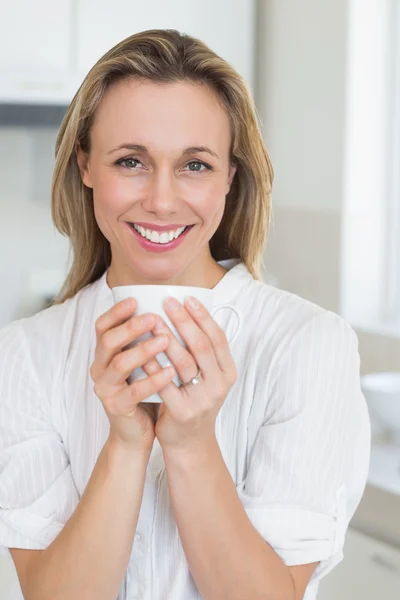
left=0, top=258, right=371, bottom=599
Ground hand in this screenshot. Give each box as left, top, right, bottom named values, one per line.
left=141, top=296, right=238, bottom=453
left=90, top=298, right=176, bottom=454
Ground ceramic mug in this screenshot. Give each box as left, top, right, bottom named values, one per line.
left=112, top=284, right=241, bottom=403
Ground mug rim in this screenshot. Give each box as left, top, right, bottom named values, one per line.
left=112, top=284, right=214, bottom=293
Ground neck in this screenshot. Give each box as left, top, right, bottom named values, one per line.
left=106, top=259, right=228, bottom=289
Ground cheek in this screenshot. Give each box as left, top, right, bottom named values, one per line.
left=91, top=170, right=135, bottom=241
left=184, top=178, right=227, bottom=218
left=91, top=168, right=228, bottom=225
left=92, top=169, right=134, bottom=213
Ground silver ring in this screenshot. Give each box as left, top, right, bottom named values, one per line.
left=180, top=366, right=202, bottom=387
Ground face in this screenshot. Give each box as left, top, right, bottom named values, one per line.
left=76, top=78, right=237, bottom=287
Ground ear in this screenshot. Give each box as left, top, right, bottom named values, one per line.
left=227, top=163, right=237, bottom=192
left=75, top=143, right=93, bottom=188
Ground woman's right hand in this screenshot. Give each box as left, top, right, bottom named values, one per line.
left=90, top=298, right=175, bottom=454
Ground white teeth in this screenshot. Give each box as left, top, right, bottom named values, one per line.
left=132, top=224, right=187, bottom=244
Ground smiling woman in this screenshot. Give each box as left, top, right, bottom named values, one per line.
left=74, top=78, right=236, bottom=276
left=49, top=31, right=273, bottom=298
left=0, top=28, right=370, bottom=600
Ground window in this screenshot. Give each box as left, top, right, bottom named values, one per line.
left=340, top=0, right=400, bottom=337
left=387, top=0, right=400, bottom=326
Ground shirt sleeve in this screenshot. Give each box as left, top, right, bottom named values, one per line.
left=0, top=321, right=80, bottom=550
left=235, top=311, right=371, bottom=584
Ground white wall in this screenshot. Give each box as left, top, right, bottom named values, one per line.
left=0, top=128, right=70, bottom=328
left=256, top=0, right=348, bottom=213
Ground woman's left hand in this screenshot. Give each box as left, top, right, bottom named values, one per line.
left=141, top=296, right=238, bottom=453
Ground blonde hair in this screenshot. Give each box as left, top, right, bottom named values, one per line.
left=51, top=29, right=274, bottom=304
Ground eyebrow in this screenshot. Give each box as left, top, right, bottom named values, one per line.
left=108, top=143, right=220, bottom=160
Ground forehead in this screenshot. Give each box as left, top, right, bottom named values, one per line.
left=90, top=78, right=231, bottom=154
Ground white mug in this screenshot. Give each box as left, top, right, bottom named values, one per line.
left=112, top=284, right=241, bottom=403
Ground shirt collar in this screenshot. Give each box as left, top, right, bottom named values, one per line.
left=92, top=258, right=251, bottom=322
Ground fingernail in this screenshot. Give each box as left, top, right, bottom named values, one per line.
left=154, top=316, right=165, bottom=330
left=153, top=335, right=166, bottom=346
left=185, top=296, right=199, bottom=309
left=166, top=297, right=180, bottom=310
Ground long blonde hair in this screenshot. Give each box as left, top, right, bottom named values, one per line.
left=51, top=29, right=274, bottom=304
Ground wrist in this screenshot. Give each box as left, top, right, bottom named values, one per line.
left=106, top=432, right=153, bottom=462
left=162, top=434, right=219, bottom=467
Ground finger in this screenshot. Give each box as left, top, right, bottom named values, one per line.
left=141, top=355, right=164, bottom=376
left=94, top=310, right=158, bottom=375
left=141, top=357, right=177, bottom=408
left=163, top=299, right=219, bottom=381
left=95, top=298, right=137, bottom=346
left=150, top=316, right=199, bottom=385
left=103, top=334, right=169, bottom=388
left=106, top=365, right=176, bottom=416
left=183, top=298, right=237, bottom=376
left=141, top=354, right=181, bottom=410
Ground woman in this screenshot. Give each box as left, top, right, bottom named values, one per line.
left=0, top=29, right=370, bottom=600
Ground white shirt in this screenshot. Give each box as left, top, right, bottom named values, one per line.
left=0, top=258, right=371, bottom=600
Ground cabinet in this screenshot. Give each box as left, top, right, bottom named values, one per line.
left=0, top=0, right=255, bottom=105
left=0, top=0, right=71, bottom=71
left=318, top=527, right=400, bottom=599
left=76, top=0, right=255, bottom=89
left=0, top=0, right=77, bottom=104
left=0, top=550, right=22, bottom=600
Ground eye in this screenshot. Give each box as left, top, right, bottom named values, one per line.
left=116, top=157, right=143, bottom=170
left=184, top=160, right=212, bottom=173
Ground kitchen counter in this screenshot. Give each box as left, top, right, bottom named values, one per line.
left=367, top=440, right=400, bottom=497
left=351, top=435, right=400, bottom=549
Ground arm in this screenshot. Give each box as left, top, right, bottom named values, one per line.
left=11, top=435, right=150, bottom=600
left=141, top=298, right=366, bottom=598
left=163, top=440, right=316, bottom=600
left=140, top=295, right=325, bottom=599
left=3, top=299, right=174, bottom=600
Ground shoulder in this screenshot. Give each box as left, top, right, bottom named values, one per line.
left=237, top=270, right=357, bottom=370
left=244, top=280, right=363, bottom=422
left=242, top=278, right=368, bottom=438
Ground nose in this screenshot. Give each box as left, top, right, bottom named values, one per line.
left=141, top=166, right=180, bottom=217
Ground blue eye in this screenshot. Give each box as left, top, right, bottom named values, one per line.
left=115, top=157, right=212, bottom=172
left=116, top=157, right=142, bottom=169
left=185, top=160, right=211, bottom=173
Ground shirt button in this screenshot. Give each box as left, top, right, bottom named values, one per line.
left=134, top=532, right=142, bottom=542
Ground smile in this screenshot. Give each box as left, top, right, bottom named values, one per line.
left=131, top=223, right=188, bottom=244
left=126, top=222, right=194, bottom=253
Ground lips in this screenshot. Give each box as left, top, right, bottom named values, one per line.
left=129, top=223, right=191, bottom=241
left=126, top=222, right=194, bottom=253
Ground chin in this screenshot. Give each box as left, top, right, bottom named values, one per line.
left=130, top=260, right=185, bottom=283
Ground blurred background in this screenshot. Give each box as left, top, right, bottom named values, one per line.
left=0, top=0, right=399, bottom=598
